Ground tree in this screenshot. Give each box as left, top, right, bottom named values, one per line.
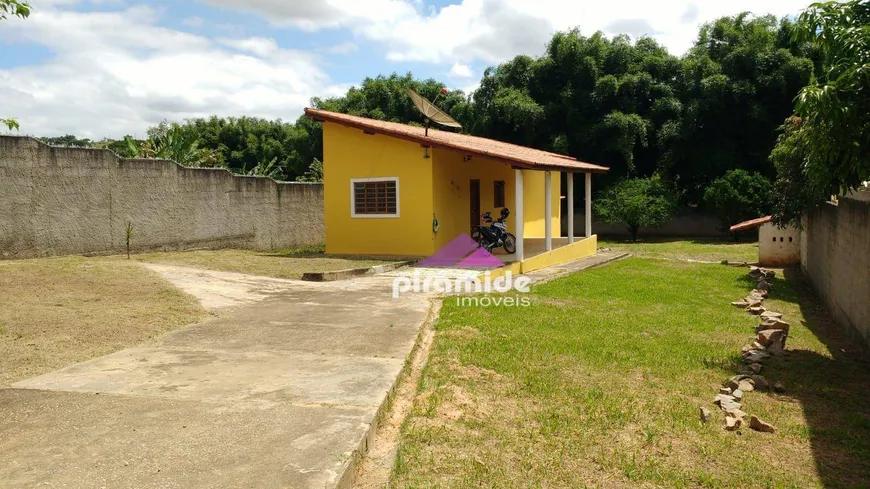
left=598, top=111, right=647, bottom=174
left=1, top=0, right=31, bottom=131
left=703, top=169, right=772, bottom=240
left=662, top=13, right=815, bottom=204
left=770, top=117, right=824, bottom=225
left=40, top=135, right=93, bottom=147
left=244, top=156, right=283, bottom=180
left=0, top=0, right=29, bottom=19
left=772, top=0, right=870, bottom=224
left=595, top=175, right=678, bottom=241
left=296, top=158, right=323, bottom=183
left=126, top=123, right=220, bottom=168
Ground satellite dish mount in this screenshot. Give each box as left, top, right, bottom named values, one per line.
left=407, top=88, right=462, bottom=136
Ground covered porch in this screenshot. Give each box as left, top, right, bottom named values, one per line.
left=501, top=169, right=596, bottom=266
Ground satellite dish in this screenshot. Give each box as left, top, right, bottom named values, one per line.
left=407, top=88, right=462, bottom=135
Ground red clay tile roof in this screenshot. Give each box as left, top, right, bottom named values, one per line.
left=729, top=215, right=773, bottom=232
left=305, top=108, right=609, bottom=173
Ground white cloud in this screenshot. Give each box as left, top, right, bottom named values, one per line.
left=201, top=0, right=416, bottom=31
left=448, top=62, right=473, bottom=79
left=182, top=16, right=205, bottom=28
left=324, top=41, right=359, bottom=55
left=205, top=0, right=812, bottom=64
left=219, top=36, right=280, bottom=57
left=0, top=5, right=346, bottom=138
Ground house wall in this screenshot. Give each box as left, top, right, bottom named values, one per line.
left=523, top=170, right=562, bottom=239
left=431, top=148, right=561, bottom=252
left=323, top=122, right=434, bottom=257
left=801, top=191, right=870, bottom=345
left=0, top=136, right=323, bottom=260
left=758, top=223, right=800, bottom=266
left=432, top=149, right=515, bottom=252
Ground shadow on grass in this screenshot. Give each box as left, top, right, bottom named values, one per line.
left=770, top=269, right=870, bottom=488
left=598, top=236, right=755, bottom=245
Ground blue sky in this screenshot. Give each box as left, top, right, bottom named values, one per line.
left=0, top=0, right=811, bottom=138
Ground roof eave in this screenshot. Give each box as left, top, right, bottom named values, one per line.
left=305, top=108, right=609, bottom=174
left=729, top=216, right=774, bottom=232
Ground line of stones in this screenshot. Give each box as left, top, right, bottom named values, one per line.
left=700, top=266, right=787, bottom=433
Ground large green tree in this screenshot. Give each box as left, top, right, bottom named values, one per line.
left=663, top=14, right=816, bottom=204
left=27, top=9, right=827, bottom=208
left=772, top=0, right=870, bottom=224
left=1, top=0, right=31, bottom=131
left=465, top=33, right=682, bottom=186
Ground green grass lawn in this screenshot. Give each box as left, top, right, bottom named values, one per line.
left=122, top=247, right=395, bottom=280
left=393, top=246, right=870, bottom=487
left=600, top=237, right=759, bottom=264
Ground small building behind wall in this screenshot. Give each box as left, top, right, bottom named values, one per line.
left=305, top=108, right=609, bottom=270
left=730, top=216, right=800, bottom=266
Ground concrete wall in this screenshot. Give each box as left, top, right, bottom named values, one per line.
left=802, top=190, right=870, bottom=345
left=561, top=205, right=729, bottom=238
left=0, top=136, right=324, bottom=259
left=759, top=223, right=800, bottom=266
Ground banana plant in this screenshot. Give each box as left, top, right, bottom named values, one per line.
left=245, top=156, right=284, bottom=179
left=124, top=124, right=220, bottom=168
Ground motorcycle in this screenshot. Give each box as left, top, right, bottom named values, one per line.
left=471, top=208, right=517, bottom=254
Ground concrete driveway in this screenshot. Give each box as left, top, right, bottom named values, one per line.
left=0, top=265, right=431, bottom=489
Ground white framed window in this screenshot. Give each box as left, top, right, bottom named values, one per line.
left=350, top=177, right=400, bottom=218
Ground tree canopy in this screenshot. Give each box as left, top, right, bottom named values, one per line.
left=31, top=10, right=824, bottom=203
left=772, top=0, right=870, bottom=224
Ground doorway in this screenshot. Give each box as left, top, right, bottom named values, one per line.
left=470, top=179, right=481, bottom=227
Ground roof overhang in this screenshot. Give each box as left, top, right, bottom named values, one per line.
left=305, top=108, right=609, bottom=174
left=729, top=216, right=773, bottom=232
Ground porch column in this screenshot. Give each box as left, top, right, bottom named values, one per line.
left=585, top=172, right=592, bottom=238
left=544, top=170, right=552, bottom=252
left=567, top=172, right=575, bottom=244
left=514, top=168, right=524, bottom=262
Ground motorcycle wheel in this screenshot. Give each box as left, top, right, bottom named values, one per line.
left=503, top=233, right=517, bottom=254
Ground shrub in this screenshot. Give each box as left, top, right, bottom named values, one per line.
left=595, top=175, right=677, bottom=241
left=703, top=169, right=772, bottom=240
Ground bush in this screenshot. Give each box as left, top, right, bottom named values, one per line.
left=703, top=169, right=772, bottom=240
left=595, top=175, right=678, bottom=241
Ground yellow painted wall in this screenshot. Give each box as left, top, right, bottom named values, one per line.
left=486, top=235, right=598, bottom=280
left=519, top=235, right=597, bottom=273
left=432, top=149, right=517, bottom=252
left=323, top=122, right=435, bottom=256
left=323, top=124, right=563, bottom=257
left=522, top=171, right=562, bottom=238
left=432, top=148, right=562, bottom=251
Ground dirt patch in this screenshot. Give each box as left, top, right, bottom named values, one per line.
left=0, top=257, right=205, bottom=386
left=141, top=263, right=298, bottom=310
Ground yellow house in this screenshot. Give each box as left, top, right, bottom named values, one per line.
left=305, top=108, right=609, bottom=272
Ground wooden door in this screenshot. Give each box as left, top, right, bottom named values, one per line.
left=470, top=179, right=481, bottom=227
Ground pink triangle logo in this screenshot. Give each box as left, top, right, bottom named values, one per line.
left=456, top=247, right=504, bottom=268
